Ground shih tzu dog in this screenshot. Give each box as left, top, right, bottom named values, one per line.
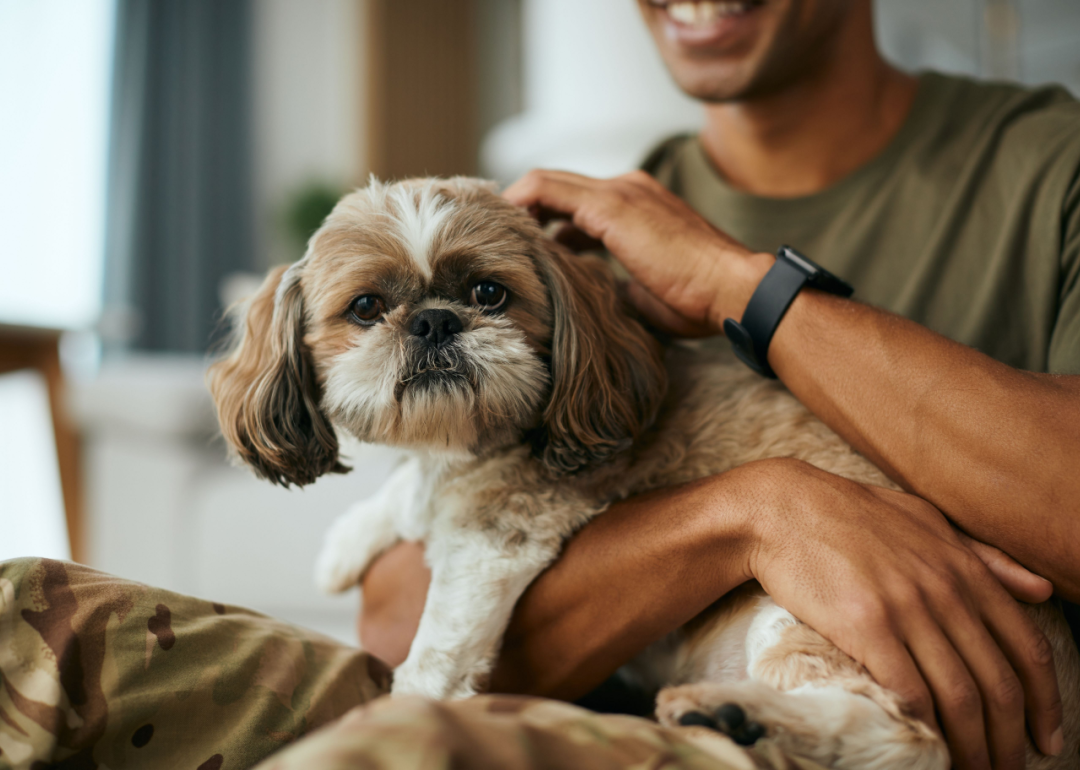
left=208, top=177, right=1078, bottom=769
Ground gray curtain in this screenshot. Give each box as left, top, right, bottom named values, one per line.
left=103, top=0, right=254, bottom=353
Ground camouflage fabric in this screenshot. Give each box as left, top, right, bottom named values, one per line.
left=256, top=695, right=827, bottom=770
left=0, top=558, right=825, bottom=770
left=0, top=558, right=387, bottom=769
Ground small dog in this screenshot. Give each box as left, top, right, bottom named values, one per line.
left=209, top=177, right=1078, bottom=769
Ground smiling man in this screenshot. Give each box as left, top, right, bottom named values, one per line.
left=362, top=1, right=1080, bottom=768
left=3, top=2, right=1077, bottom=769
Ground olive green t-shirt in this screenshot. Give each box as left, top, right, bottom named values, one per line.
left=643, top=72, right=1080, bottom=375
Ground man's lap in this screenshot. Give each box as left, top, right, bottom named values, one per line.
left=0, top=558, right=386, bottom=768
left=0, top=558, right=822, bottom=770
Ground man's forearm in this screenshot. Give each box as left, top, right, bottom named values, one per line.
left=502, top=170, right=1080, bottom=595
left=490, top=474, right=754, bottom=699
left=768, top=290, right=1080, bottom=597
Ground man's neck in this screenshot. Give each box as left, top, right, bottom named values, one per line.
left=699, top=28, right=918, bottom=199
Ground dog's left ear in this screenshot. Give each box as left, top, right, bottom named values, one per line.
left=207, top=263, right=348, bottom=487
left=534, top=245, right=667, bottom=474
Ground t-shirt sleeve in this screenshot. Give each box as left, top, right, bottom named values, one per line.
left=1047, top=167, right=1080, bottom=375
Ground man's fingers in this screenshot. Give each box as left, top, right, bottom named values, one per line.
left=951, top=535, right=1062, bottom=756
left=504, top=169, right=663, bottom=245
left=904, top=618, right=991, bottom=770
left=933, top=600, right=1027, bottom=770
left=861, top=638, right=938, bottom=733
left=503, top=170, right=599, bottom=228
left=962, top=536, right=1054, bottom=603
left=981, top=589, right=1064, bottom=757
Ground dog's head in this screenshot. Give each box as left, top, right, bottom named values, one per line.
left=208, top=177, right=667, bottom=486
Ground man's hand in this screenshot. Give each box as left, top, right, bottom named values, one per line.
left=503, top=165, right=1074, bottom=766
left=503, top=169, right=774, bottom=336
left=741, top=458, right=1063, bottom=769
left=359, top=459, right=1062, bottom=768
left=505, top=172, right=1080, bottom=606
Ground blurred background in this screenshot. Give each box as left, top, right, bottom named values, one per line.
left=1, top=0, right=1078, bottom=644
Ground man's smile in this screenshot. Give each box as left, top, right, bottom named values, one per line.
left=646, top=0, right=766, bottom=48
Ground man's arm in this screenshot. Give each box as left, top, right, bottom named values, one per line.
left=504, top=168, right=1080, bottom=598
left=770, top=291, right=1080, bottom=597
left=498, top=167, right=1074, bottom=767
left=363, top=459, right=1061, bottom=768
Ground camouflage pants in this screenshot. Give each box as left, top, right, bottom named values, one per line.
left=0, top=558, right=823, bottom=770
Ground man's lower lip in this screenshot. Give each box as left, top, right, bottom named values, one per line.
left=657, top=1, right=764, bottom=47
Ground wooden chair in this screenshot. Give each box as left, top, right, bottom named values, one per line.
left=0, top=323, right=82, bottom=562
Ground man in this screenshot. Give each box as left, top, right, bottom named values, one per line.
left=4, top=2, right=1077, bottom=768
left=360, top=1, right=1080, bottom=769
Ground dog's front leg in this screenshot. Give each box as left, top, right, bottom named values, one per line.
left=314, top=457, right=422, bottom=594
left=390, top=533, right=555, bottom=700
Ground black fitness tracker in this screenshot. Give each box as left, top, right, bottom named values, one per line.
left=723, top=245, right=854, bottom=379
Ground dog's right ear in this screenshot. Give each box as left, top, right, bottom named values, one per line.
left=533, top=245, right=667, bottom=475
left=207, top=263, right=347, bottom=487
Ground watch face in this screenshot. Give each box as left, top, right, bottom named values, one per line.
left=778, top=246, right=818, bottom=276
left=778, top=245, right=854, bottom=298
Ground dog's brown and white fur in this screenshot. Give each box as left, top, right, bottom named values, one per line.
left=209, top=178, right=1079, bottom=769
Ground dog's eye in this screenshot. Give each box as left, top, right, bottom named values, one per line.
left=350, top=294, right=385, bottom=324
left=471, top=281, right=507, bottom=312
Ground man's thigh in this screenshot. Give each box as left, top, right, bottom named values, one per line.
left=0, top=557, right=827, bottom=770
left=256, top=694, right=828, bottom=770
left=0, top=557, right=389, bottom=768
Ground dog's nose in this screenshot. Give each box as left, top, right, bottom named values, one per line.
left=410, top=308, right=463, bottom=347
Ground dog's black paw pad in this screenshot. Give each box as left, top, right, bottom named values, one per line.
left=678, top=711, right=718, bottom=729
left=676, top=702, right=765, bottom=746
left=730, top=719, right=766, bottom=746
left=714, top=703, right=745, bottom=731
left=689, top=703, right=764, bottom=746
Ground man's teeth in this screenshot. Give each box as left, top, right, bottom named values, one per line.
left=666, top=1, right=757, bottom=26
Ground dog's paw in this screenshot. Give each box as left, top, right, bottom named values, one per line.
left=657, top=683, right=770, bottom=746
left=390, top=666, right=476, bottom=701
left=390, top=653, right=483, bottom=701
left=313, top=540, right=363, bottom=594
left=313, top=511, right=378, bottom=594
left=657, top=681, right=949, bottom=770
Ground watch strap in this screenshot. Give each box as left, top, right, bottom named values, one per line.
left=723, top=246, right=853, bottom=378
left=723, top=257, right=808, bottom=378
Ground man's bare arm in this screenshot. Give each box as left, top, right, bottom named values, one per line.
left=769, top=291, right=1080, bottom=599
left=503, top=168, right=1080, bottom=599
left=362, top=459, right=1062, bottom=767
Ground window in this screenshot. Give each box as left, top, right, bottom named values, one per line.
left=0, top=0, right=115, bottom=329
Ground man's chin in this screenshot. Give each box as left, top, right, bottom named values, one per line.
left=666, top=62, right=766, bottom=103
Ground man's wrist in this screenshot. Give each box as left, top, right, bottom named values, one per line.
left=708, top=249, right=775, bottom=332
left=718, top=458, right=810, bottom=581
left=692, top=461, right=794, bottom=585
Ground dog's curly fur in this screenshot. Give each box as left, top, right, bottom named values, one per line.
left=208, top=177, right=1079, bottom=769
